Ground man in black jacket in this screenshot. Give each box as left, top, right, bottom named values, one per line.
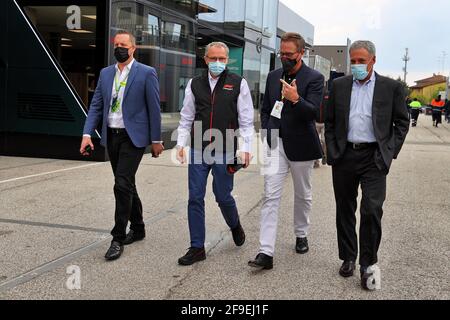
left=325, top=40, right=409, bottom=290
left=248, top=32, right=324, bottom=270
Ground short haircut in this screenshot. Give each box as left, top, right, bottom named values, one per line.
left=281, top=32, right=306, bottom=52
left=205, top=42, right=229, bottom=57
left=114, top=30, right=136, bottom=47
left=349, top=40, right=376, bottom=56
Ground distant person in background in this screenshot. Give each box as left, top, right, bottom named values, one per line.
left=409, top=98, right=422, bottom=127
left=445, top=99, right=450, bottom=123
left=430, top=95, right=445, bottom=128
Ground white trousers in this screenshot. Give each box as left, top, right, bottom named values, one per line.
left=259, top=139, right=314, bottom=257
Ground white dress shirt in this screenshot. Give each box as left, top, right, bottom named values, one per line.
left=176, top=72, right=255, bottom=153
left=348, top=71, right=377, bottom=144
left=108, top=59, right=135, bottom=129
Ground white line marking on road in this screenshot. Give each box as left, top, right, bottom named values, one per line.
left=0, top=163, right=105, bottom=185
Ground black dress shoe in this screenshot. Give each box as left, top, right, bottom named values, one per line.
left=295, top=237, right=309, bottom=254
left=339, top=261, right=356, bottom=278
left=105, top=241, right=124, bottom=261
left=360, top=266, right=378, bottom=290
left=248, top=253, right=273, bottom=270
left=123, top=230, right=145, bottom=245
left=178, top=247, right=206, bottom=266
left=231, top=221, right=245, bottom=247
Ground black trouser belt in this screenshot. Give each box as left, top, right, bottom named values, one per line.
left=108, top=127, right=127, bottom=134
left=347, top=142, right=378, bottom=150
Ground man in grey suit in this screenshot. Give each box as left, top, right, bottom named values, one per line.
left=325, top=40, right=410, bottom=290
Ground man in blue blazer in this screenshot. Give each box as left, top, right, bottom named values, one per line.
left=249, top=32, right=324, bottom=270
left=80, top=31, right=163, bottom=261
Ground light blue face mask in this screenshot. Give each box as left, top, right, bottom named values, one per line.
left=351, top=64, right=369, bottom=81
left=208, top=61, right=227, bottom=76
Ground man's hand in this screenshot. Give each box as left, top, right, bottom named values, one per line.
left=281, top=79, right=300, bottom=104
left=80, top=136, right=94, bottom=156
left=240, top=152, right=251, bottom=169
left=151, top=143, right=164, bottom=158
left=176, top=146, right=186, bottom=164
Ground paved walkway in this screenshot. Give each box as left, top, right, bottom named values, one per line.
left=0, top=115, right=449, bottom=300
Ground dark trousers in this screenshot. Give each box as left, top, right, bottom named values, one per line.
left=410, top=109, right=420, bottom=126
left=107, top=129, right=146, bottom=244
left=188, top=149, right=239, bottom=248
left=432, top=111, right=442, bottom=125
left=332, top=145, right=387, bottom=267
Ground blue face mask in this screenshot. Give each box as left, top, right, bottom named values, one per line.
left=351, top=64, right=369, bottom=81
left=208, top=61, right=227, bottom=76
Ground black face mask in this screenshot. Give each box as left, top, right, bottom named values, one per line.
left=114, top=47, right=130, bottom=63
left=281, top=58, right=298, bottom=74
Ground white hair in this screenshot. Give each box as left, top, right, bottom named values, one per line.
left=205, top=42, right=229, bottom=57
left=350, top=40, right=376, bottom=56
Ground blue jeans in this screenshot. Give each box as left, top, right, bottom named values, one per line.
left=188, top=149, right=239, bottom=248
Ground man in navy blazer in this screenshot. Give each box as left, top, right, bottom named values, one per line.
left=80, top=31, right=163, bottom=261
left=249, top=32, right=324, bottom=270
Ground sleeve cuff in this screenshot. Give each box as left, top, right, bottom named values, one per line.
left=240, top=138, right=253, bottom=154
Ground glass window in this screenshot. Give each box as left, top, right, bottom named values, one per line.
left=111, top=1, right=161, bottom=73
left=245, top=0, right=263, bottom=31
left=161, top=0, right=197, bottom=19
left=147, top=14, right=159, bottom=36
left=159, top=12, right=196, bottom=128
left=243, top=39, right=262, bottom=110
left=22, top=5, right=101, bottom=108
left=198, top=0, right=225, bottom=23
left=262, top=0, right=278, bottom=49
left=224, top=0, right=245, bottom=22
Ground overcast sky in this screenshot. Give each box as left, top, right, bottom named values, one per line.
left=280, top=0, right=450, bottom=85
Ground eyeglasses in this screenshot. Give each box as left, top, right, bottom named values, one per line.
left=206, top=56, right=228, bottom=63
left=277, top=52, right=299, bottom=59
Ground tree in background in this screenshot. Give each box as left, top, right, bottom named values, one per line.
left=396, top=77, right=412, bottom=98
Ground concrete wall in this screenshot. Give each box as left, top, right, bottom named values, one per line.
left=312, top=44, right=350, bottom=74
left=277, top=2, right=314, bottom=47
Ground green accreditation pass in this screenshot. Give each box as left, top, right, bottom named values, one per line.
left=111, top=75, right=127, bottom=113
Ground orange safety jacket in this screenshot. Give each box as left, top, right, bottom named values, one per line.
left=431, top=99, right=445, bottom=108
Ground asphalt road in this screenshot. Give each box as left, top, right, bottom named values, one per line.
left=0, top=115, right=449, bottom=300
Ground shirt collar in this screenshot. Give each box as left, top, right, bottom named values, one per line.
left=115, top=58, right=135, bottom=72
left=208, top=72, right=220, bottom=82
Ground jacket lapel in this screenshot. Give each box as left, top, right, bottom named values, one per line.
left=343, top=76, right=353, bottom=132
left=273, top=69, right=283, bottom=101
left=124, top=62, right=139, bottom=100
left=372, top=73, right=383, bottom=117
left=104, top=66, right=115, bottom=112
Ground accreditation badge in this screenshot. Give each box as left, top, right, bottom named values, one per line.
left=270, top=101, right=284, bottom=119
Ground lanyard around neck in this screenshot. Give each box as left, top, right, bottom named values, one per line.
left=114, top=69, right=130, bottom=93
